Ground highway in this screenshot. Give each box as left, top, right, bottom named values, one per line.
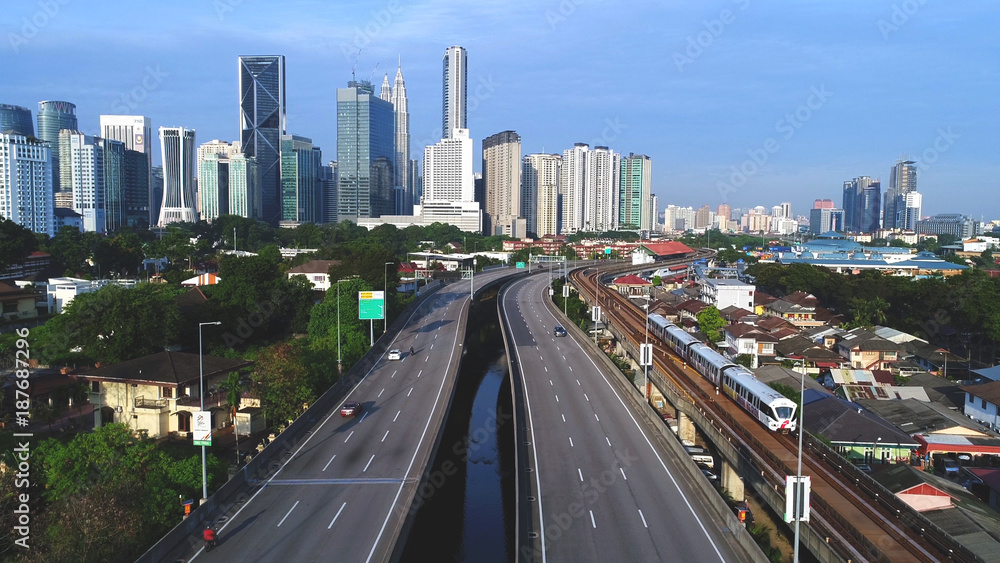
left=185, top=270, right=513, bottom=562
left=501, top=271, right=752, bottom=562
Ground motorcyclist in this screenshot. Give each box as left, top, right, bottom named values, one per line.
left=203, top=526, right=217, bottom=550
left=409, top=345, right=415, bottom=355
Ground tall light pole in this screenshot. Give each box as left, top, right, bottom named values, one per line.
left=644, top=290, right=651, bottom=403
left=793, top=356, right=805, bottom=563
left=199, top=321, right=221, bottom=502
left=384, top=262, right=393, bottom=335
left=337, top=279, right=349, bottom=375
left=594, top=264, right=600, bottom=345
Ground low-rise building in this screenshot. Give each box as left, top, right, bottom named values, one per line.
left=286, top=260, right=343, bottom=291
left=834, top=328, right=904, bottom=370
left=44, top=277, right=139, bottom=314
left=700, top=278, right=755, bottom=310
left=0, top=282, right=41, bottom=323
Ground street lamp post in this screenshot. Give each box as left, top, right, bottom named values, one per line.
left=793, top=356, right=805, bottom=563
left=199, top=321, right=221, bottom=502
left=594, top=265, right=600, bottom=345
left=384, top=262, right=393, bottom=335
left=337, top=279, right=349, bottom=375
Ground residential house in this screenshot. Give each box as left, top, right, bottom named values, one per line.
left=763, top=298, right=824, bottom=328
left=723, top=323, right=778, bottom=367
left=872, top=465, right=954, bottom=512
left=774, top=335, right=846, bottom=375
left=286, top=260, right=343, bottom=291
left=803, top=392, right=920, bottom=465
left=79, top=351, right=253, bottom=439
left=719, top=305, right=756, bottom=324
left=676, top=299, right=709, bottom=322
left=834, top=328, right=904, bottom=370
left=699, top=277, right=755, bottom=310
left=612, top=274, right=652, bottom=296
left=0, top=282, right=41, bottom=323
left=963, top=381, right=1000, bottom=432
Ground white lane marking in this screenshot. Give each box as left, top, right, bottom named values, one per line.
left=363, top=455, right=375, bottom=472
left=378, top=388, right=385, bottom=398
left=544, top=366, right=548, bottom=372
left=594, top=413, right=600, bottom=421
left=327, top=502, right=347, bottom=529
left=555, top=395, right=560, bottom=403
left=359, top=412, right=369, bottom=423
left=589, top=510, right=596, bottom=529
left=568, top=437, right=574, bottom=447
left=578, top=468, right=583, bottom=482
left=561, top=414, right=566, bottom=423
left=382, top=430, right=390, bottom=442
left=391, top=370, right=397, bottom=378
left=620, top=468, right=628, bottom=481
left=562, top=355, right=566, bottom=361
left=435, top=334, right=438, bottom=339
left=568, top=366, right=573, bottom=372
left=584, top=393, right=590, bottom=402
left=606, top=437, right=612, bottom=447
left=322, top=454, right=337, bottom=472
left=418, top=369, right=423, bottom=378
left=638, top=509, right=648, bottom=528
left=576, top=379, right=581, bottom=386
left=549, top=380, right=553, bottom=386
left=277, top=500, right=299, bottom=527
left=424, top=356, right=429, bottom=363
left=393, top=410, right=400, bottom=422
left=407, top=387, right=413, bottom=397
left=344, top=431, right=354, bottom=443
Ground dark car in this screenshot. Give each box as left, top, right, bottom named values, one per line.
left=554, top=325, right=567, bottom=337
left=340, top=401, right=362, bottom=417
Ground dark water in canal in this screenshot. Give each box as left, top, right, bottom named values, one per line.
left=400, top=287, right=515, bottom=562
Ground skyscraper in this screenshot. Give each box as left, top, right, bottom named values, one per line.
left=198, top=141, right=234, bottom=222
left=442, top=46, right=467, bottom=138
left=619, top=153, right=651, bottom=231
left=280, top=134, right=322, bottom=225
left=37, top=101, right=77, bottom=193
left=390, top=62, right=411, bottom=214
left=560, top=143, right=588, bottom=234
left=0, top=133, right=55, bottom=236
left=523, top=153, right=561, bottom=237
left=62, top=131, right=106, bottom=233
left=482, top=130, right=522, bottom=237
left=883, top=159, right=916, bottom=229
left=0, top=104, right=33, bottom=136
left=586, top=146, right=619, bottom=232
left=336, top=80, right=395, bottom=223
left=101, top=138, right=127, bottom=233
left=903, top=191, right=922, bottom=231
left=842, top=176, right=878, bottom=233
left=158, top=127, right=197, bottom=226
left=420, top=128, right=480, bottom=232
left=100, top=115, right=153, bottom=225
left=227, top=150, right=260, bottom=220
left=320, top=161, right=338, bottom=223
left=150, top=165, right=163, bottom=224
left=239, top=55, right=286, bottom=225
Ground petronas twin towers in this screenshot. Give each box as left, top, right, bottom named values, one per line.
left=380, top=59, right=413, bottom=214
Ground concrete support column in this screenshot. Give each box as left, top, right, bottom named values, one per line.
left=720, top=458, right=745, bottom=502
left=677, top=412, right=696, bottom=445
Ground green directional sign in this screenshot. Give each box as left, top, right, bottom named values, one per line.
left=359, top=291, right=385, bottom=320
left=604, top=247, right=612, bottom=255
left=516, top=261, right=526, bottom=269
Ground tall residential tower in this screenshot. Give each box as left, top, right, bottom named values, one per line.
left=442, top=46, right=467, bottom=139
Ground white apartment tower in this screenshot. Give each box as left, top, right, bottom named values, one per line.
left=62, top=131, right=106, bottom=233
left=586, top=146, right=619, bottom=232
left=419, top=128, right=480, bottom=232
left=442, top=46, right=467, bottom=139
left=560, top=143, right=588, bottom=234
left=0, top=134, right=55, bottom=236
left=158, top=127, right=198, bottom=226
left=523, top=153, right=561, bottom=237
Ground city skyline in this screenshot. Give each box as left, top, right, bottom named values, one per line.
left=4, top=1, right=998, bottom=222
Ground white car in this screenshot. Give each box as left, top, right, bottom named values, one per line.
left=387, top=349, right=401, bottom=361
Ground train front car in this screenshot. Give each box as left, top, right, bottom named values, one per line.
left=722, top=366, right=798, bottom=433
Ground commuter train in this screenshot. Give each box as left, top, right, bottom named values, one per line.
left=647, top=313, right=797, bottom=432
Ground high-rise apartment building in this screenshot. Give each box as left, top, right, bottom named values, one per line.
left=280, top=134, right=322, bottom=225
left=717, top=203, right=731, bottom=231
left=0, top=134, right=55, bottom=236
left=560, top=143, right=588, bottom=234
left=903, top=191, right=922, bottom=231
left=619, top=154, right=651, bottom=231
left=336, top=80, right=395, bottom=223
left=808, top=207, right=844, bottom=234
left=813, top=199, right=835, bottom=209
left=842, top=176, right=880, bottom=233
left=320, top=161, right=338, bottom=223
left=419, top=128, right=480, bottom=232
left=100, top=115, right=153, bottom=225
left=239, top=55, right=286, bottom=225
left=694, top=205, right=712, bottom=230
left=38, top=101, right=77, bottom=193
left=585, top=146, right=619, bottom=232
left=523, top=153, right=561, bottom=237
left=62, top=131, right=106, bottom=233
left=884, top=159, right=916, bottom=229
left=482, top=130, right=522, bottom=237
left=199, top=152, right=229, bottom=222
left=227, top=151, right=260, bottom=220
left=442, top=46, right=467, bottom=139
left=158, top=127, right=197, bottom=226
left=0, top=105, right=33, bottom=136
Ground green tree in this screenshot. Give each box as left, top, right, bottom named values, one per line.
left=734, top=353, right=754, bottom=368
left=696, top=305, right=726, bottom=343
left=220, top=371, right=246, bottom=421
left=251, top=341, right=316, bottom=426
left=0, top=218, right=39, bottom=271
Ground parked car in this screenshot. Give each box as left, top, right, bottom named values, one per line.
left=340, top=401, right=362, bottom=417
left=943, top=458, right=960, bottom=477
left=387, top=349, right=401, bottom=361
left=553, top=325, right=567, bottom=337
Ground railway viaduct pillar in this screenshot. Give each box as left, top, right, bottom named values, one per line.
left=676, top=412, right=696, bottom=445
left=720, top=459, right=745, bottom=502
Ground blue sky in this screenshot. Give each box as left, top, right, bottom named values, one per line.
left=6, top=0, right=999, bottom=221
